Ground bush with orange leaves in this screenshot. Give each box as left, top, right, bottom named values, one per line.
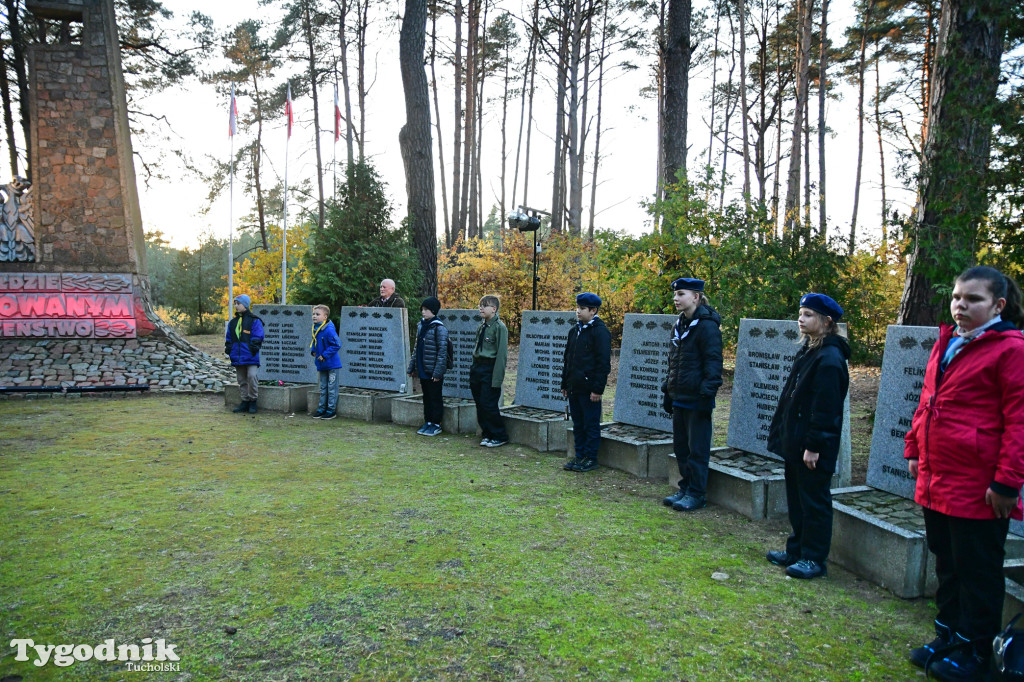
left=437, top=230, right=635, bottom=344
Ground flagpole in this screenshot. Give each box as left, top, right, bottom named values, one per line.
left=333, top=81, right=339, bottom=206
left=228, top=84, right=236, bottom=307
left=282, top=84, right=291, bottom=305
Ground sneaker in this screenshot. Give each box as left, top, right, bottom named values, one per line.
left=909, top=621, right=953, bottom=670
left=766, top=550, right=799, bottom=567
left=662, top=489, right=687, bottom=507
left=321, top=411, right=337, bottom=420
left=563, top=457, right=582, bottom=471
left=928, top=642, right=987, bottom=682
left=417, top=423, right=430, bottom=435
left=485, top=439, right=508, bottom=448
left=480, top=438, right=493, bottom=446
left=311, top=409, right=326, bottom=419
left=575, top=458, right=599, bottom=472
left=786, top=559, right=827, bottom=579
left=671, top=494, right=706, bottom=511
left=232, top=400, right=250, bottom=413
left=424, top=424, right=442, bottom=436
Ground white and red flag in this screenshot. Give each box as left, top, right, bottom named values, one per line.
left=229, top=83, right=238, bottom=137
left=334, top=83, right=341, bottom=142
left=285, top=83, right=294, bottom=139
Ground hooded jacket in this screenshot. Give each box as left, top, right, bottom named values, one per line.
left=904, top=321, right=1024, bottom=520
left=408, top=317, right=449, bottom=381
left=225, top=310, right=264, bottom=366
left=766, top=334, right=851, bottom=475
left=560, top=316, right=612, bottom=395
left=311, top=320, right=342, bottom=371
left=662, top=304, right=724, bottom=411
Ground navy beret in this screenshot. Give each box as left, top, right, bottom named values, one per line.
left=672, top=277, right=705, bottom=292
left=576, top=292, right=602, bottom=308
left=800, top=293, right=843, bottom=320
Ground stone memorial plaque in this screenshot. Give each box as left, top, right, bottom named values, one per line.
left=434, top=309, right=482, bottom=400
left=513, top=311, right=576, bottom=410
left=866, top=326, right=937, bottom=498
left=613, top=313, right=677, bottom=432
left=727, top=319, right=852, bottom=483
left=338, top=306, right=410, bottom=391
left=252, top=304, right=317, bottom=384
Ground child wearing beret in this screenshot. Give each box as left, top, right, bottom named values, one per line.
left=560, top=292, right=612, bottom=472
left=765, top=293, right=850, bottom=580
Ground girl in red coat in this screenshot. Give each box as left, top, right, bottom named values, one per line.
left=905, top=266, right=1024, bottom=682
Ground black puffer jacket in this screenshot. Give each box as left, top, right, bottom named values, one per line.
left=661, top=304, right=724, bottom=411
left=560, top=317, right=612, bottom=395
left=767, top=334, right=851, bottom=474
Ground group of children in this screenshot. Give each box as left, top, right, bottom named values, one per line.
left=225, top=266, right=1024, bottom=682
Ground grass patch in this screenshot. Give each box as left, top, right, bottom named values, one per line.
left=0, top=394, right=927, bottom=680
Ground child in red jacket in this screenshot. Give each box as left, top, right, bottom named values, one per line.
left=905, top=266, right=1024, bottom=682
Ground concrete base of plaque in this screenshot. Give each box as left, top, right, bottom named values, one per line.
left=307, top=387, right=402, bottom=422
left=830, top=486, right=930, bottom=598
left=390, top=395, right=478, bottom=434
left=1005, top=560, right=1024, bottom=624
left=662, top=448, right=786, bottom=521
left=225, top=384, right=314, bottom=413
left=568, top=423, right=672, bottom=478
left=501, top=405, right=568, bottom=452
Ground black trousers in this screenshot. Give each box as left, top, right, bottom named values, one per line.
left=672, top=407, right=713, bottom=496
left=783, top=457, right=834, bottom=563
left=568, top=390, right=602, bottom=460
left=470, top=363, right=507, bottom=441
left=924, top=507, right=1009, bottom=646
left=421, top=377, right=444, bottom=425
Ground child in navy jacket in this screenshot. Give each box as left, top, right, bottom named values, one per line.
left=310, top=304, right=342, bottom=419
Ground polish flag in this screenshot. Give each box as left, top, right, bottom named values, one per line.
left=229, top=84, right=238, bottom=137
left=285, top=83, right=294, bottom=139
left=334, top=83, right=341, bottom=142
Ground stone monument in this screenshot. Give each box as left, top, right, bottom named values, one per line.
left=0, top=0, right=231, bottom=391
left=502, top=311, right=575, bottom=451
left=567, top=313, right=675, bottom=478
left=315, top=306, right=410, bottom=421
left=390, top=309, right=481, bottom=434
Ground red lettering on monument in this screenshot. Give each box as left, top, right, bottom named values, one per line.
left=0, top=273, right=137, bottom=338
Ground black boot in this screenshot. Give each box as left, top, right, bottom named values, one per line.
left=248, top=401, right=258, bottom=414
left=232, top=400, right=250, bottom=413
left=909, top=620, right=952, bottom=669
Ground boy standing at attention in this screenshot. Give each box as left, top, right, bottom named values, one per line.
left=225, top=294, right=264, bottom=414
left=407, top=297, right=449, bottom=436
left=561, top=292, right=611, bottom=472
left=471, top=295, right=509, bottom=447
left=310, top=304, right=342, bottom=419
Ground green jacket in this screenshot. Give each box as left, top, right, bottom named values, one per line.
left=472, top=316, right=508, bottom=388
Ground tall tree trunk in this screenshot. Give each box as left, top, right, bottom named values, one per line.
left=499, top=22, right=511, bottom=234
left=356, top=0, right=369, bottom=162
left=451, top=0, right=464, bottom=240
left=399, top=0, right=438, bottom=296
left=849, top=0, right=872, bottom=254
left=5, top=0, right=31, bottom=180
left=335, top=0, right=355, bottom=168
left=816, top=0, right=828, bottom=238
left=662, top=0, right=692, bottom=188
left=898, top=0, right=1007, bottom=325
left=302, top=0, right=326, bottom=231
left=511, top=0, right=539, bottom=214
left=0, top=46, right=19, bottom=177
left=550, top=0, right=571, bottom=234
left=874, top=46, right=887, bottom=251
left=588, top=0, right=608, bottom=240
left=720, top=6, right=736, bottom=213
left=460, top=0, right=478, bottom=239
left=803, top=85, right=811, bottom=244
left=521, top=7, right=539, bottom=209
left=706, top=9, right=720, bottom=173
left=252, top=75, right=269, bottom=250
left=771, top=2, right=782, bottom=229
left=566, top=0, right=585, bottom=236
left=783, top=0, right=812, bottom=237
left=738, top=0, right=751, bottom=206
left=653, top=0, right=666, bottom=233
left=429, top=7, right=451, bottom=247
left=572, top=0, right=593, bottom=238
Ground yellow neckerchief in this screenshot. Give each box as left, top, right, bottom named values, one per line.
left=310, top=319, right=328, bottom=350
